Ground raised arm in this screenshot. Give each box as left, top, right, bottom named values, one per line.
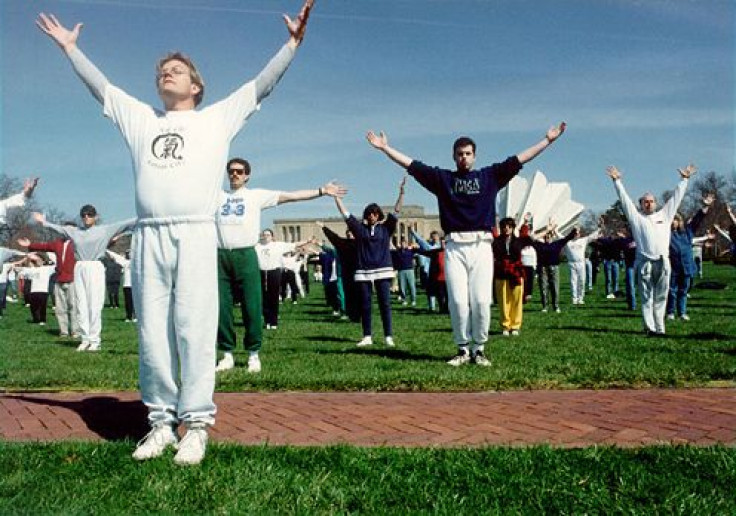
left=23, top=178, right=40, bottom=198
left=277, top=181, right=347, bottom=205
left=393, top=176, right=407, bottom=214
left=334, top=196, right=350, bottom=218
left=516, top=122, right=566, bottom=164
left=661, top=164, right=695, bottom=219
left=366, top=131, right=414, bottom=170
left=254, top=0, right=314, bottom=101
left=36, top=13, right=110, bottom=104
left=727, top=204, right=736, bottom=225
left=32, top=212, right=72, bottom=239
left=409, top=228, right=432, bottom=252
left=606, top=166, right=640, bottom=223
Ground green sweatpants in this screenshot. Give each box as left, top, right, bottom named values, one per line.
left=217, top=247, right=263, bottom=353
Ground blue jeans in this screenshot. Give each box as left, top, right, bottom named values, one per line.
left=359, top=278, right=393, bottom=338
left=625, top=266, right=636, bottom=309
left=667, top=272, right=691, bottom=316
left=603, top=259, right=619, bottom=295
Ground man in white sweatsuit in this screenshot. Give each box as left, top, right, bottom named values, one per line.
left=563, top=225, right=601, bottom=305
left=37, top=0, right=314, bottom=466
left=34, top=207, right=135, bottom=351
left=606, top=164, right=694, bottom=336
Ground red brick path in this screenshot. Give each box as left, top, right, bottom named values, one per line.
left=2, top=389, right=734, bottom=448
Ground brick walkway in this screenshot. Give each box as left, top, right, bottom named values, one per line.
left=2, top=389, right=735, bottom=448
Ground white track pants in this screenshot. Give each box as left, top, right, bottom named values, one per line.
left=637, top=257, right=670, bottom=333
left=569, top=261, right=586, bottom=302
left=74, top=261, right=105, bottom=345
left=445, top=239, right=494, bottom=349
left=132, top=222, right=218, bottom=428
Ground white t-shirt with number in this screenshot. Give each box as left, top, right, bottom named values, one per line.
left=216, top=187, right=281, bottom=249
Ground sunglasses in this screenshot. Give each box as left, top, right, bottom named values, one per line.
left=227, top=168, right=249, bottom=176
left=81, top=213, right=96, bottom=218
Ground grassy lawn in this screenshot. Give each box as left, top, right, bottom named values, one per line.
left=1, top=442, right=734, bottom=514
left=1, top=262, right=734, bottom=514
left=1, top=262, right=733, bottom=391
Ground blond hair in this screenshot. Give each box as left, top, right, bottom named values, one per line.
left=156, top=52, right=205, bottom=106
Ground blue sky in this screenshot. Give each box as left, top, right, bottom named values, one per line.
left=2, top=0, right=734, bottom=228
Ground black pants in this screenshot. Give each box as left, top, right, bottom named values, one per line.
left=280, top=269, right=299, bottom=302
left=30, top=292, right=48, bottom=323
left=123, top=286, right=135, bottom=320
left=107, top=281, right=120, bottom=308
left=261, top=268, right=283, bottom=327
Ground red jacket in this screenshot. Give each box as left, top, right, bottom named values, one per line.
left=28, top=239, right=76, bottom=283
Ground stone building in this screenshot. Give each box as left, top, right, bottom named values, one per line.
left=273, top=204, right=441, bottom=244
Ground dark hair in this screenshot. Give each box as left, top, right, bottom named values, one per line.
left=453, top=136, right=476, bottom=155
left=226, top=157, right=251, bottom=174
left=499, top=217, right=516, bottom=229
left=262, top=228, right=274, bottom=237
left=362, top=203, right=384, bottom=223
left=79, top=204, right=97, bottom=217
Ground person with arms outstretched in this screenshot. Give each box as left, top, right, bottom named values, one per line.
left=366, top=124, right=565, bottom=366
left=606, top=163, right=694, bottom=336
left=37, top=0, right=314, bottom=465
left=0, top=178, right=38, bottom=226
left=215, top=157, right=345, bottom=374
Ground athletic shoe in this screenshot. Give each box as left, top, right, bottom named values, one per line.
left=385, top=336, right=395, bottom=347
left=132, top=318, right=138, bottom=323
left=606, top=293, right=616, bottom=299
left=247, top=354, right=261, bottom=373
left=132, top=424, right=178, bottom=461
left=173, top=426, right=208, bottom=466
left=510, top=330, right=520, bottom=336
left=356, top=336, right=373, bottom=347
left=502, top=330, right=510, bottom=336
left=666, top=314, right=675, bottom=320
left=401, top=301, right=408, bottom=306
left=680, top=314, right=690, bottom=321
left=39, top=322, right=45, bottom=326
left=76, top=342, right=90, bottom=352
left=215, top=353, right=235, bottom=372
left=125, top=319, right=131, bottom=323
left=87, top=343, right=100, bottom=352
left=578, top=300, right=585, bottom=305
left=472, top=350, right=492, bottom=367
left=447, top=349, right=471, bottom=366
left=555, top=308, right=561, bottom=313
left=541, top=308, right=548, bottom=313
left=572, top=299, right=579, bottom=305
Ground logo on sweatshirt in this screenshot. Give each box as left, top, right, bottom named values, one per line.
left=151, top=133, right=184, bottom=161
left=452, top=177, right=481, bottom=195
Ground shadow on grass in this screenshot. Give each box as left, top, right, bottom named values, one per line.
left=13, top=394, right=148, bottom=441
left=316, top=347, right=441, bottom=362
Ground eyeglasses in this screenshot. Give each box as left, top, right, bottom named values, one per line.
left=227, top=168, right=249, bottom=176
left=157, top=67, right=188, bottom=80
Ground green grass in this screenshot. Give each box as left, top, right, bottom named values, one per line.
left=1, top=262, right=734, bottom=391
left=1, top=263, right=735, bottom=514
left=1, top=442, right=734, bottom=515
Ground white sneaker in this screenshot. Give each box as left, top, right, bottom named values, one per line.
left=606, top=293, right=616, bottom=299
left=502, top=330, right=510, bottom=336
left=447, top=349, right=471, bottom=366
left=356, top=336, right=373, bottom=347
left=472, top=350, right=492, bottom=367
left=87, top=343, right=101, bottom=352
left=510, top=330, right=520, bottom=336
left=173, top=426, right=208, bottom=466
left=541, top=308, right=548, bottom=313
left=215, top=353, right=234, bottom=372
left=247, top=354, right=261, bottom=373
left=132, top=424, right=178, bottom=461
left=555, top=308, right=561, bottom=313
left=76, top=341, right=90, bottom=352
left=666, top=314, right=675, bottom=321
left=680, top=314, right=690, bottom=321
left=385, top=336, right=395, bottom=347
left=578, top=299, right=585, bottom=305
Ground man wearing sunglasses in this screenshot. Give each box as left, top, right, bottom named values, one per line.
left=216, top=157, right=345, bottom=374
left=37, top=0, right=315, bottom=466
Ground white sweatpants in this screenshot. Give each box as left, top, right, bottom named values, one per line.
left=637, top=257, right=670, bottom=333
left=132, top=222, right=218, bottom=428
left=569, top=261, right=586, bottom=302
left=74, top=261, right=105, bottom=345
left=445, top=239, right=494, bottom=349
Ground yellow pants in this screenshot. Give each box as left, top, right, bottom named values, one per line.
left=494, top=279, right=524, bottom=331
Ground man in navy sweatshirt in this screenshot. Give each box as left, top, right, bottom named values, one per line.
left=366, top=123, right=566, bottom=366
